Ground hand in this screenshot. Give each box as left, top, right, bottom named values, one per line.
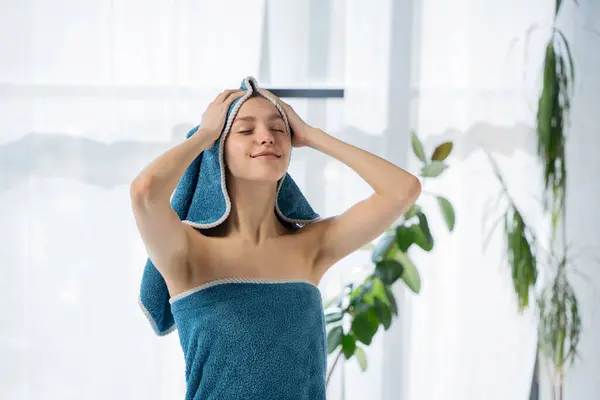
left=199, top=89, right=245, bottom=144
left=259, top=89, right=317, bottom=148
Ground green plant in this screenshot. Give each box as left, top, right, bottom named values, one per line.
left=323, top=132, right=455, bottom=387
left=485, top=1, right=586, bottom=399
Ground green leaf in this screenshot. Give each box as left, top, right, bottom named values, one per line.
left=417, top=212, right=433, bottom=247
left=411, top=131, right=427, bottom=163
left=420, top=161, right=448, bottom=178
left=431, top=142, right=453, bottom=161
left=371, top=233, right=396, bottom=264
left=327, top=326, right=344, bottom=354
left=537, top=42, right=558, bottom=177
left=383, top=285, right=398, bottom=316
left=351, top=308, right=380, bottom=345
left=349, top=288, right=369, bottom=311
left=354, top=345, right=368, bottom=371
left=505, top=208, right=537, bottom=311
left=556, top=29, right=575, bottom=84
left=395, top=226, right=415, bottom=252
left=375, top=259, right=404, bottom=285
left=351, top=300, right=371, bottom=316
left=348, top=285, right=363, bottom=304
left=342, top=334, right=357, bottom=359
left=397, top=224, right=433, bottom=252
left=374, top=297, right=392, bottom=330
left=403, top=204, right=421, bottom=220
left=437, top=196, right=456, bottom=231
left=370, top=278, right=389, bottom=305
left=411, top=224, right=434, bottom=251
left=555, top=0, right=562, bottom=17
left=358, top=280, right=377, bottom=306
left=389, top=248, right=421, bottom=293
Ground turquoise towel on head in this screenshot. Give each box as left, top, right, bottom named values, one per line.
left=170, top=279, right=327, bottom=399
left=138, top=76, right=321, bottom=336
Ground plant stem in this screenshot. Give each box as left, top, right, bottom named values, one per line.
left=484, top=150, right=551, bottom=259
left=326, top=349, right=344, bottom=387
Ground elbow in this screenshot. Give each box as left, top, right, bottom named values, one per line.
left=394, top=176, right=421, bottom=205
left=410, top=176, right=422, bottom=202
left=130, top=176, right=172, bottom=208
left=130, top=177, right=158, bottom=205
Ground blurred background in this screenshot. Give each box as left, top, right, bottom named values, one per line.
left=1, top=0, right=599, bottom=399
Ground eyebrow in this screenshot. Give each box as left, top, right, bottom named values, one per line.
left=233, top=113, right=284, bottom=124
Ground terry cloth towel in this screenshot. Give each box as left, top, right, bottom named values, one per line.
left=170, top=279, right=327, bottom=400
left=138, top=76, right=321, bottom=337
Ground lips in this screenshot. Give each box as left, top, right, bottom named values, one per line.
left=251, top=151, right=281, bottom=158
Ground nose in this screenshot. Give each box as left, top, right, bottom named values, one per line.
left=255, top=125, right=275, bottom=144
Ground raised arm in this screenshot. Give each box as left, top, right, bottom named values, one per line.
left=260, top=89, right=421, bottom=278
left=129, top=90, right=243, bottom=283
left=308, top=129, right=421, bottom=274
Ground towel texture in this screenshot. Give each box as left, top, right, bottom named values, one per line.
left=138, top=76, right=321, bottom=336
left=171, top=279, right=327, bottom=400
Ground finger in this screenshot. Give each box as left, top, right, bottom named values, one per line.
left=224, top=90, right=245, bottom=104
left=216, top=89, right=240, bottom=103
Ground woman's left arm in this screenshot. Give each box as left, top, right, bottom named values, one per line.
left=260, top=88, right=422, bottom=276
left=304, top=128, right=422, bottom=275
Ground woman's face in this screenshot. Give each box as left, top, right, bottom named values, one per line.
left=224, top=96, right=292, bottom=182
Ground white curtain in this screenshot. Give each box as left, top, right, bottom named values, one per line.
left=3, top=0, right=598, bottom=399
left=1, top=0, right=278, bottom=398
left=403, top=1, right=600, bottom=400
left=403, top=0, right=549, bottom=398
left=0, top=0, right=365, bottom=399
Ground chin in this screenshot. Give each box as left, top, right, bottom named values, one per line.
left=244, top=166, right=287, bottom=182
left=228, top=160, right=289, bottom=183
left=252, top=171, right=287, bottom=182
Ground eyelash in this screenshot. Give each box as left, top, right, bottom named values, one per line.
left=239, top=129, right=285, bottom=134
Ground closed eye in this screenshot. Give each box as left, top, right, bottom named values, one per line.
left=237, top=128, right=285, bottom=134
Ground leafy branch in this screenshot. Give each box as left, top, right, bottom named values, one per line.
left=485, top=1, right=589, bottom=397
left=323, top=133, right=455, bottom=386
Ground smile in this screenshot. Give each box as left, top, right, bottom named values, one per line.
left=252, top=154, right=281, bottom=159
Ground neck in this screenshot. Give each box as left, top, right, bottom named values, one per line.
left=225, top=174, right=286, bottom=244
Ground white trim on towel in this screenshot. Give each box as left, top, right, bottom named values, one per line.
left=168, top=277, right=320, bottom=305
left=137, top=296, right=178, bottom=336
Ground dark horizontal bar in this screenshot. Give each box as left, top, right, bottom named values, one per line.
left=264, top=88, right=344, bottom=99
left=0, top=84, right=345, bottom=99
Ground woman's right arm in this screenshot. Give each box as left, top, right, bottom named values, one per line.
left=130, top=89, right=243, bottom=280
left=129, top=129, right=215, bottom=279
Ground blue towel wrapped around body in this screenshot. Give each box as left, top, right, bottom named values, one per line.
left=170, top=279, right=327, bottom=400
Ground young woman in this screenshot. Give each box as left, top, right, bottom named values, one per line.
left=130, top=87, right=421, bottom=399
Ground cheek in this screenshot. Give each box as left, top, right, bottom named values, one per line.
left=282, top=141, right=292, bottom=161
left=224, top=139, right=248, bottom=167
